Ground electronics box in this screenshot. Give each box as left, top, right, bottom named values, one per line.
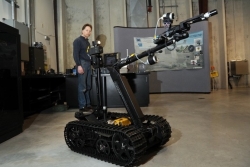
left=103, top=52, right=120, bottom=67
left=29, top=47, right=45, bottom=71
left=2, top=19, right=29, bottom=61
left=230, top=60, right=249, bottom=75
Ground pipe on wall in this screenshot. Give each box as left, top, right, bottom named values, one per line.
left=30, top=0, right=35, bottom=44
left=53, top=0, right=59, bottom=73
left=11, top=0, right=15, bottom=20
left=199, top=0, right=208, bottom=14
left=25, top=0, right=32, bottom=46
left=189, top=0, right=193, bottom=17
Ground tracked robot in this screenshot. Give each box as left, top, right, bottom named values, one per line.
left=64, top=10, right=218, bottom=166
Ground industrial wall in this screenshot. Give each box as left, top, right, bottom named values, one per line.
left=0, top=0, right=57, bottom=72
left=58, top=0, right=127, bottom=72
left=225, top=0, right=250, bottom=87
left=1, top=0, right=249, bottom=89
left=33, top=0, right=57, bottom=72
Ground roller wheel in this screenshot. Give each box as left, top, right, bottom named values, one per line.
left=65, top=124, right=85, bottom=149
left=112, top=133, right=135, bottom=162
left=96, top=139, right=110, bottom=155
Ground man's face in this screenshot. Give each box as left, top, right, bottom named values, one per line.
left=82, top=26, right=92, bottom=38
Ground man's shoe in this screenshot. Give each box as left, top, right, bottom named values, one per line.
left=79, top=107, right=93, bottom=115
left=79, top=107, right=87, bottom=112
left=86, top=105, right=93, bottom=110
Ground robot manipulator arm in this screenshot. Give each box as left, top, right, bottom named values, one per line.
left=115, top=9, right=218, bottom=69
left=147, top=52, right=158, bottom=65
left=158, top=9, right=218, bottom=40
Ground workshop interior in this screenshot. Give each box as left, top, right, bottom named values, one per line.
left=0, top=0, right=250, bottom=167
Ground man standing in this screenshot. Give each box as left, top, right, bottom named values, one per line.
left=73, top=23, right=93, bottom=114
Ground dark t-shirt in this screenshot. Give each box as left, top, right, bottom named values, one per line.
left=73, top=36, right=91, bottom=66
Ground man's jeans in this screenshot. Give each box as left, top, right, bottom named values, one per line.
left=78, top=60, right=92, bottom=109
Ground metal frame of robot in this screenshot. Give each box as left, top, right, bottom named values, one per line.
left=89, top=9, right=218, bottom=128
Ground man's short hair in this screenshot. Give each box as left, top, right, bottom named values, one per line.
left=82, top=23, right=92, bottom=30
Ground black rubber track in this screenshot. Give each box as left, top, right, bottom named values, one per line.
left=109, top=112, right=172, bottom=145
left=64, top=120, right=147, bottom=166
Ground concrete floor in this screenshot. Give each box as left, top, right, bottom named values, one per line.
left=0, top=87, right=250, bottom=167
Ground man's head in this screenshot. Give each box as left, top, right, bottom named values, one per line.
left=82, top=24, right=92, bottom=38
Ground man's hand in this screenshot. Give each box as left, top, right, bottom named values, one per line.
left=78, top=66, right=84, bottom=74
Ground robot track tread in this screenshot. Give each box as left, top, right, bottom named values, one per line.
left=64, top=120, right=147, bottom=166
left=109, top=112, right=172, bottom=145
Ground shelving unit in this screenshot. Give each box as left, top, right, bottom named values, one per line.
left=22, top=75, right=65, bottom=116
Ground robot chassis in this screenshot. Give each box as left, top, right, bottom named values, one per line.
left=64, top=10, right=218, bottom=166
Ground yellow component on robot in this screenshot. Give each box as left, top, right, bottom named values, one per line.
left=113, top=117, right=131, bottom=126
left=130, top=53, right=135, bottom=57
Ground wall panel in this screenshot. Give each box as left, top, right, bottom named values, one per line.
left=64, top=0, right=94, bottom=69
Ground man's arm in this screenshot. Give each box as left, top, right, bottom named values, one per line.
left=73, top=39, right=84, bottom=74
left=73, top=39, right=81, bottom=66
